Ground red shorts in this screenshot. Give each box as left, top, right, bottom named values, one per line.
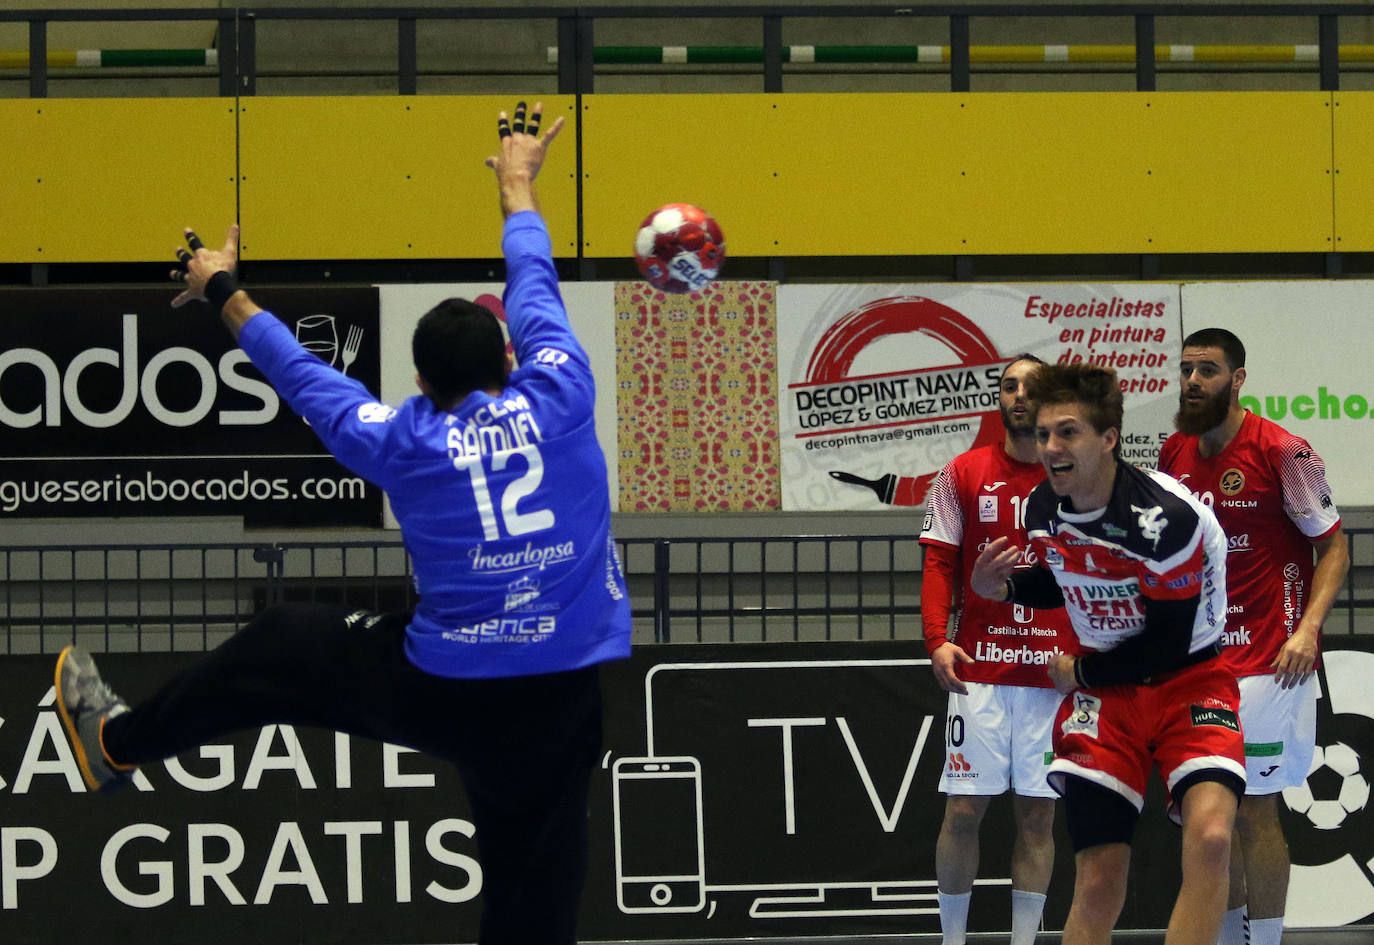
left=1047, top=659, right=1245, bottom=824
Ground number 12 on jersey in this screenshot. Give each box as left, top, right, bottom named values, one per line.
left=451, top=445, right=556, bottom=540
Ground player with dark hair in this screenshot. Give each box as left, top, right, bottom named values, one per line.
left=53, top=101, right=631, bottom=945
left=920, top=354, right=1076, bottom=945
left=1159, top=327, right=1348, bottom=945
left=971, top=362, right=1244, bottom=945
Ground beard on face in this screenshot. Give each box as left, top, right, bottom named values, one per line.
left=1174, top=383, right=1231, bottom=436
left=1001, top=401, right=1036, bottom=438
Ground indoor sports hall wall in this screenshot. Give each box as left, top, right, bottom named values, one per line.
left=0, top=90, right=1370, bottom=263
left=5, top=276, right=1371, bottom=527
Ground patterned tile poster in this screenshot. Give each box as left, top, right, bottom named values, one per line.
left=615, top=282, right=780, bottom=511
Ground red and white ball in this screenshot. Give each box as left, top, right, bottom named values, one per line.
left=633, top=203, right=725, bottom=294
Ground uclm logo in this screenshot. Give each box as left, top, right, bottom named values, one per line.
left=0, top=313, right=280, bottom=429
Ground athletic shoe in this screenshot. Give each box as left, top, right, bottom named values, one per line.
left=55, top=645, right=134, bottom=792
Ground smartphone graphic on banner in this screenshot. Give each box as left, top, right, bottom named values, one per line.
left=612, top=756, right=706, bottom=913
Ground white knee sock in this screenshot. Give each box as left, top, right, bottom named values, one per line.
left=1010, top=888, right=1047, bottom=945
left=938, top=890, right=972, bottom=945
left=1216, top=906, right=1248, bottom=945
left=1249, top=916, right=1283, bottom=945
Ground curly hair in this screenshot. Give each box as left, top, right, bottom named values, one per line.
left=1025, top=362, right=1123, bottom=458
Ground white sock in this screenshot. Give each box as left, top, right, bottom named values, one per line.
left=1249, top=916, right=1283, bottom=945
left=938, top=890, right=972, bottom=945
left=1010, top=888, right=1048, bottom=945
left=1217, top=906, right=1247, bottom=945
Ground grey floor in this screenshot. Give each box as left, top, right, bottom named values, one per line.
left=598, top=930, right=1374, bottom=944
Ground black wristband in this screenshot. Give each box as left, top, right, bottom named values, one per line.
left=204, top=270, right=240, bottom=312
left=1073, top=657, right=1088, bottom=689
left=1003, top=577, right=1015, bottom=603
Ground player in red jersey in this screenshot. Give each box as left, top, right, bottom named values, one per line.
left=971, top=363, right=1244, bottom=945
left=920, top=355, right=1077, bottom=945
left=1158, top=328, right=1348, bottom=945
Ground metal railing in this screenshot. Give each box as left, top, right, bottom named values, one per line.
left=2, top=529, right=1370, bottom=654
left=3, top=4, right=1370, bottom=97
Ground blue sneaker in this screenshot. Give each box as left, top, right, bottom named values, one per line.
left=55, top=646, right=134, bottom=791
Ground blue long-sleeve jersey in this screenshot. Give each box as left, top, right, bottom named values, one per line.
left=237, top=211, right=632, bottom=678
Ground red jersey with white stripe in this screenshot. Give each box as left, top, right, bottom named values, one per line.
left=1158, top=410, right=1342, bottom=676
left=920, top=443, right=1076, bottom=686
left=1024, top=464, right=1229, bottom=658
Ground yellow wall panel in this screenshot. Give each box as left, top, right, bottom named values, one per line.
left=583, top=91, right=1333, bottom=257
left=237, top=96, right=578, bottom=261
left=0, top=92, right=1345, bottom=264
left=0, top=98, right=235, bottom=263
left=769, top=93, right=968, bottom=256
left=912, top=93, right=1154, bottom=255
left=1333, top=93, right=1374, bottom=252
left=581, top=94, right=789, bottom=259
left=1138, top=92, right=1332, bottom=253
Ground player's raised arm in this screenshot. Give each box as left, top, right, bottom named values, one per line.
left=169, top=224, right=261, bottom=339
left=485, top=100, right=564, bottom=219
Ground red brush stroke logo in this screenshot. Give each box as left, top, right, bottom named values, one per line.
left=805, top=296, right=1004, bottom=506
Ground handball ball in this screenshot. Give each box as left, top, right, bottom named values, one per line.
left=633, top=203, right=726, bottom=294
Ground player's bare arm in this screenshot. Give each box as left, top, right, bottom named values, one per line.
left=930, top=641, right=975, bottom=694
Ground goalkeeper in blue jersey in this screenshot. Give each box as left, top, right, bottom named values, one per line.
left=53, top=101, right=631, bottom=945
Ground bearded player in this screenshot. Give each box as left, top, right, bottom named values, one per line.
left=1158, top=328, right=1349, bottom=945
left=920, top=355, right=1076, bottom=945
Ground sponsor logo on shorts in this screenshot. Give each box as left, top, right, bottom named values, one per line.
left=1062, top=692, right=1102, bottom=740
left=1244, top=740, right=1284, bottom=758
left=1190, top=705, right=1240, bottom=732
left=1259, top=765, right=1281, bottom=777
left=946, top=752, right=977, bottom=780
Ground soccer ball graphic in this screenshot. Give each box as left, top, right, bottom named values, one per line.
left=1283, top=742, right=1371, bottom=830
left=633, top=203, right=725, bottom=294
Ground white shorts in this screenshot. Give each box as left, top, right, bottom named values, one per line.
left=939, top=681, right=1062, bottom=797
left=1237, top=673, right=1317, bottom=794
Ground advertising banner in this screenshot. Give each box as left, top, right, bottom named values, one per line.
left=777, top=284, right=1183, bottom=512
left=4, top=640, right=1372, bottom=941
left=0, top=287, right=382, bottom=527
left=613, top=282, right=779, bottom=512
left=1179, top=280, right=1374, bottom=505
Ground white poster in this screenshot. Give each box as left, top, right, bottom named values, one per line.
left=777, top=284, right=1182, bottom=511
left=1180, top=281, right=1374, bottom=505
left=378, top=282, right=619, bottom=525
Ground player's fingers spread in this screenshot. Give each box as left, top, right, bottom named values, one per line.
left=497, top=111, right=511, bottom=138
left=185, top=228, right=204, bottom=252
left=541, top=115, right=565, bottom=146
